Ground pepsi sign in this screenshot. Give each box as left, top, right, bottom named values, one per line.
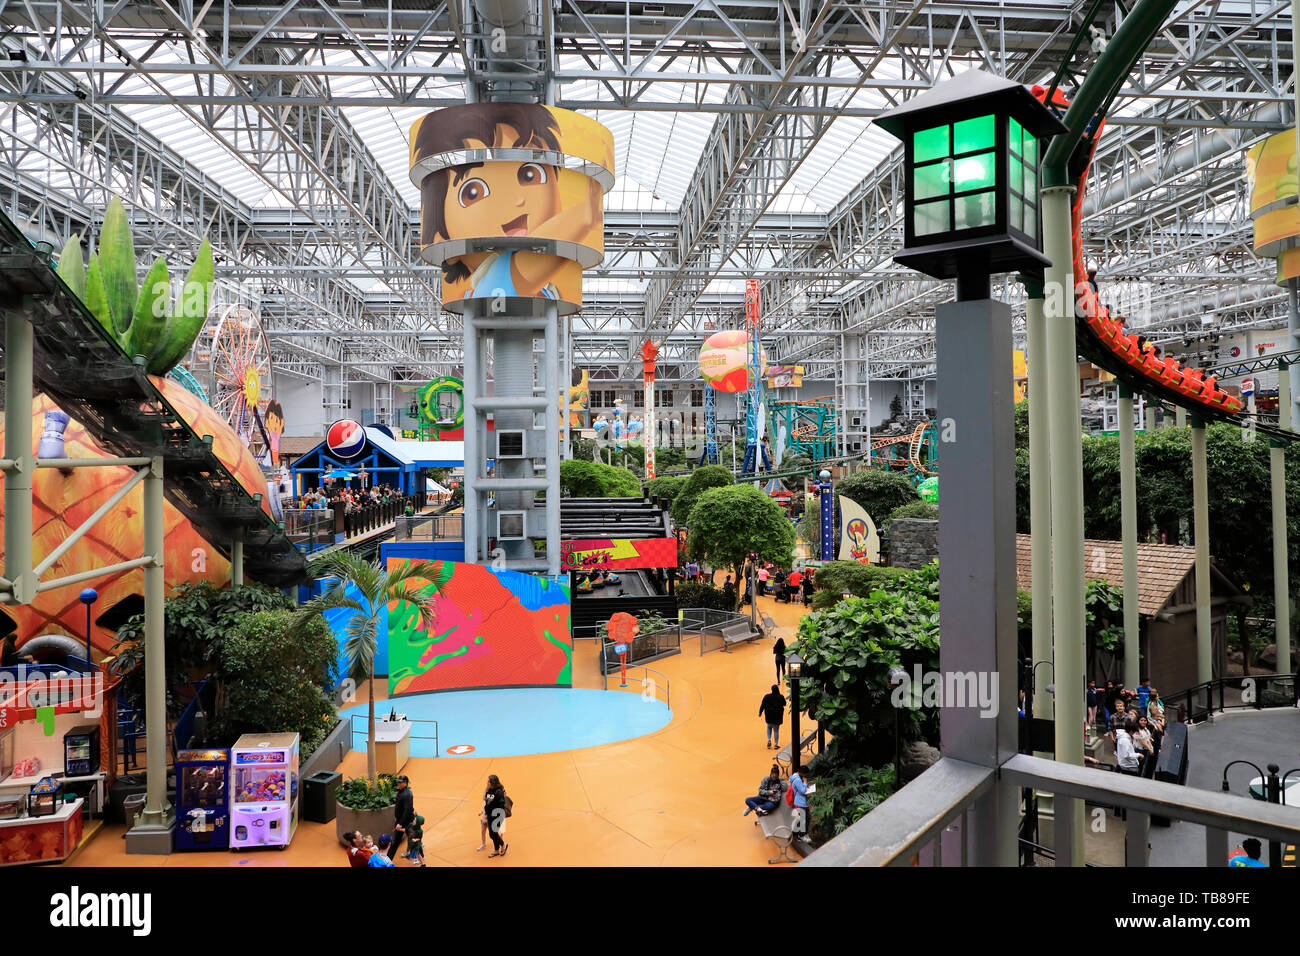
left=327, top=419, right=367, bottom=459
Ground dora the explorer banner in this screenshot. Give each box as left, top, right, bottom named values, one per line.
left=409, top=103, right=614, bottom=314
left=1247, top=129, right=1299, bottom=260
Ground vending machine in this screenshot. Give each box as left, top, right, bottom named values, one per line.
left=174, top=749, right=229, bottom=851
left=229, top=733, right=299, bottom=850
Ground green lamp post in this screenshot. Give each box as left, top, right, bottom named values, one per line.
left=876, top=69, right=1066, bottom=300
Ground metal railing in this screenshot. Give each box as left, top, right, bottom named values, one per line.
left=802, top=752, right=1300, bottom=867
left=281, top=507, right=334, bottom=553
left=1165, top=673, right=1296, bottom=724
left=394, top=514, right=464, bottom=541
left=349, top=713, right=440, bottom=759
left=597, top=625, right=682, bottom=673
left=600, top=660, right=671, bottom=710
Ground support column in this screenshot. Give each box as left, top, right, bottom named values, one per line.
left=230, top=530, right=244, bottom=587
left=463, top=319, right=480, bottom=564
left=1176, top=405, right=1187, bottom=428
left=935, top=297, right=1018, bottom=867
left=1119, top=384, right=1140, bottom=689
left=1043, top=183, right=1085, bottom=865
left=545, top=304, right=562, bottom=577
left=128, top=455, right=173, bottom=852
left=1272, top=359, right=1291, bottom=677
left=1190, top=418, right=1213, bottom=683
left=1026, top=294, right=1052, bottom=722
left=3, top=300, right=35, bottom=605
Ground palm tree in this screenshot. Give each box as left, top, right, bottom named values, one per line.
left=294, top=552, right=442, bottom=785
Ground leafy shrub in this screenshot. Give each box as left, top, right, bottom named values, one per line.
left=674, top=580, right=733, bottom=610
left=560, top=459, right=641, bottom=498
left=670, top=464, right=734, bottom=525
left=888, top=500, right=938, bottom=522
left=790, top=566, right=941, bottom=767
left=807, top=745, right=896, bottom=841
left=809, top=589, right=840, bottom=611
left=336, top=775, right=397, bottom=811
left=836, top=467, right=919, bottom=522
left=644, top=474, right=687, bottom=504
left=207, top=610, right=338, bottom=757
left=811, top=561, right=907, bottom=598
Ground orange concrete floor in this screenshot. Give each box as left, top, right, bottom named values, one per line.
left=66, top=593, right=817, bottom=867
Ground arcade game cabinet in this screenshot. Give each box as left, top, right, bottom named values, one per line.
left=229, top=733, right=299, bottom=850
left=174, top=749, right=230, bottom=851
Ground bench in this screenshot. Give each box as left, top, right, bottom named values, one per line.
left=774, top=730, right=819, bottom=774
left=720, top=620, right=760, bottom=649
left=760, top=614, right=778, bottom=640
left=754, top=801, right=803, bottom=864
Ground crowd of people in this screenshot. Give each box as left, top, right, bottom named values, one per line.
left=294, top=483, right=415, bottom=516
left=343, top=773, right=512, bottom=867
left=1085, top=678, right=1167, bottom=777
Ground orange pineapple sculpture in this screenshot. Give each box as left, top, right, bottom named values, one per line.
left=0, top=198, right=276, bottom=659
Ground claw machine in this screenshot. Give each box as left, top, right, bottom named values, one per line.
left=229, top=734, right=299, bottom=850
left=174, top=749, right=230, bottom=851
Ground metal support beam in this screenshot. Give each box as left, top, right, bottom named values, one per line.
left=1044, top=184, right=1085, bottom=866
left=1190, top=418, right=1212, bottom=684
left=1026, top=295, right=1052, bottom=724
left=1274, top=359, right=1292, bottom=678
left=1119, top=385, right=1140, bottom=689
left=3, top=300, right=34, bottom=606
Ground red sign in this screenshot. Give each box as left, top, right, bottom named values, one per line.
left=447, top=744, right=476, bottom=755
left=560, top=537, right=678, bottom=571
left=745, top=279, right=760, bottom=328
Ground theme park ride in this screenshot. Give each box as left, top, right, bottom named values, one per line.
left=0, top=198, right=305, bottom=659
left=867, top=420, right=938, bottom=482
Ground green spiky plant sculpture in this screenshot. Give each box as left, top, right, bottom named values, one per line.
left=54, top=195, right=213, bottom=375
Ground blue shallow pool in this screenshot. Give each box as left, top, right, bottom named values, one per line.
left=341, top=687, right=673, bottom=758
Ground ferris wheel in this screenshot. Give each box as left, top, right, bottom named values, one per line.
left=192, top=303, right=275, bottom=459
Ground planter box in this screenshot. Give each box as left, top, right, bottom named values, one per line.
left=335, top=802, right=396, bottom=848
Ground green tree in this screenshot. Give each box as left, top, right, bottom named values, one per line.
left=684, top=484, right=796, bottom=610
left=644, top=474, right=688, bottom=504
left=293, top=553, right=443, bottom=784
left=670, top=464, right=734, bottom=525
left=217, top=610, right=338, bottom=757
left=835, top=467, right=919, bottom=523
left=108, top=581, right=295, bottom=717
left=559, top=459, right=641, bottom=497
left=1014, top=398, right=1029, bottom=452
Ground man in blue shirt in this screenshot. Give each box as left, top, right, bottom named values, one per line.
left=367, top=834, right=396, bottom=866
left=1230, top=838, right=1268, bottom=867
left=1136, top=678, right=1151, bottom=714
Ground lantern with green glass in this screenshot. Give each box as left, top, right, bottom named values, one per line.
left=876, top=70, right=1066, bottom=300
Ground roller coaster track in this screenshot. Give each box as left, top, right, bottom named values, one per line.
left=0, top=209, right=307, bottom=586
left=1039, top=84, right=1300, bottom=446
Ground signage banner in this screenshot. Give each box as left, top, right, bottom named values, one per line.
left=745, top=279, right=760, bottom=328
left=837, top=496, right=881, bottom=564
left=560, top=537, right=678, bottom=571
left=766, top=364, right=804, bottom=388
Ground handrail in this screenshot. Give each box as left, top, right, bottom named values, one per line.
left=800, top=757, right=995, bottom=867
left=349, top=713, right=440, bottom=759
left=598, top=647, right=671, bottom=710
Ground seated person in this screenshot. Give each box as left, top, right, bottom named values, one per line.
left=743, top=765, right=787, bottom=817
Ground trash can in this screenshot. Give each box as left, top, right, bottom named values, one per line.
left=303, top=771, right=341, bottom=824
left=123, top=793, right=146, bottom=832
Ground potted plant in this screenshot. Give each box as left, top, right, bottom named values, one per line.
left=293, top=552, right=442, bottom=784
left=334, top=775, right=397, bottom=846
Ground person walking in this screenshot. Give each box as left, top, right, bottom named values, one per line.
left=389, top=774, right=414, bottom=860
left=759, top=683, right=786, bottom=749
left=773, top=637, right=787, bottom=681
left=484, top=774, right=510, bottom=858
left=1086, top=679, right=1098, bottom=729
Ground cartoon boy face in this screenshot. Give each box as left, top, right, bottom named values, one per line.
left=442, top=126, right=560, bottom=242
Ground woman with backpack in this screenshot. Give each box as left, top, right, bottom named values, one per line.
left=484, top=774, right=511, bottom=858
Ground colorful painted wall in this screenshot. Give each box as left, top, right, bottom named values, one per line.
left=386, top=559, right=571, bottom=695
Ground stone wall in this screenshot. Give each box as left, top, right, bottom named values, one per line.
left=889, top=517, right=939, bottom=570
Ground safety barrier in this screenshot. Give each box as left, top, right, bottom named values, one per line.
left=349, top=713, right=440, bottom=759
left=599, top=659, right=671, bottom=710
left=394, top=514, right=464, bottom=541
